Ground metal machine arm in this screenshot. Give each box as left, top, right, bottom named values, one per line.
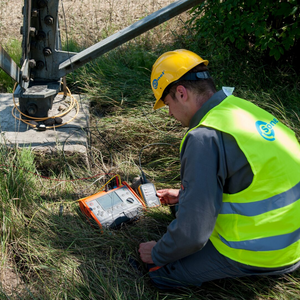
left=0, top=45, right=21, bottom=83
left=58, top=0, right=203, bottom=77
left=0, top=0, right=203, bottom=118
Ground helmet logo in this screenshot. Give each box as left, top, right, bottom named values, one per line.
left=255, top=118, right=278, bottom=141
left=152, top=70, right=165, bottom=90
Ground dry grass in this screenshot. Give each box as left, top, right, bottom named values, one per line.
left=0, top=0, right=187, bottom=49
left=0, top=0, right=23, bottom=45
left=59, top=0, right=177, bottom=46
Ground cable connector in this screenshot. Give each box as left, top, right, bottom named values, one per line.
left=36, top=124, right=46, bottom=131
left=140, top=171, right=148, bottom=184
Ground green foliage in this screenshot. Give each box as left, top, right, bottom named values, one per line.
left=61, top=38, right=81, bottom=53
left=185, top=38, right=300, bottom=139
left=188, top=0, right=300, bottom=61
left=67, top=43, right=158, bottom=108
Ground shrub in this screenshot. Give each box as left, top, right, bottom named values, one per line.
left=188, top=0, right=300, bottom=64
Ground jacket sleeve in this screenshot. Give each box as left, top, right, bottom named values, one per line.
left=151, top=127, right=226, bottom=266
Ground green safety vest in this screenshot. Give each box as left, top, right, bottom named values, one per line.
left=180, top=95, right=300, bottom=268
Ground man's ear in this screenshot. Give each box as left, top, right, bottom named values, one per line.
left=175, top=85, right=188, bottom=102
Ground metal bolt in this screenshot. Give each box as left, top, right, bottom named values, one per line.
left=27, top=104, right=38, bottom=116
left=29, top=59, right=36, bottom=68
left=31, top=9, right=38, bottom=18
left=36, top=61, right=45, bottom=69
left=22, top=75, right=29, bottom=82
left=43, top=47, right=52, bottom=56
left=36, top=30, right=46, bottom=40
left=44, top=15, right=54, bottom=26
left=29, top=27, right=36, bottom=37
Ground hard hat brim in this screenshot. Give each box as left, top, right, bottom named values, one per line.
left=153, top=98, right=165, bottom=110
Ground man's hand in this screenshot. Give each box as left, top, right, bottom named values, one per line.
left=157, top=189, right=180, bottom=205
left=139, top=241, right=157, bottom=264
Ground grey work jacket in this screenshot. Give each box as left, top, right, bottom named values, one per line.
left=151, top=89, right=254, bottom=266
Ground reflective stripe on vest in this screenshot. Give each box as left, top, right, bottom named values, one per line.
left=180, top=95, right=300, bottom=268
left=220, top=180, right=300, bottom=217
left=219, top=226, right=300, bottom=251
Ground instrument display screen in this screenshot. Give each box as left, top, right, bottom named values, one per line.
left=95, top=192, right=123, bottom=210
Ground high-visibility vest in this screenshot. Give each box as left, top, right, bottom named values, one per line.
left=180, top=95, right=300, bottom=268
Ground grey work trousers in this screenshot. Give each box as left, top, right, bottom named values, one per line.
left=148, top=240, right=300, bottom=290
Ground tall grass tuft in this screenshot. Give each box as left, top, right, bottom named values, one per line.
left=0, top=146, right=36, bottom=203
left=67, top=43, right=158, bottom=108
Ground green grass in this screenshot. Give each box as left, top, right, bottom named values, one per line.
left=1, top=13, right=300, bottom=300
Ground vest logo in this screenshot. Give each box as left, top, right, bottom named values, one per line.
left=152, top=71, right=165, bottom=90
left=255, top=118, right=278, bottom=141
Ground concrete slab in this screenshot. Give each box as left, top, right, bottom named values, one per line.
left=0, top=93, right=89, bottom=153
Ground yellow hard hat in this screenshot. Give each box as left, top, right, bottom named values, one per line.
left=151, top=49, right=209, bottom=110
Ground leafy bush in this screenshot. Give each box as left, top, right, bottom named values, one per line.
left=188, top=0, right=300, bottom=62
